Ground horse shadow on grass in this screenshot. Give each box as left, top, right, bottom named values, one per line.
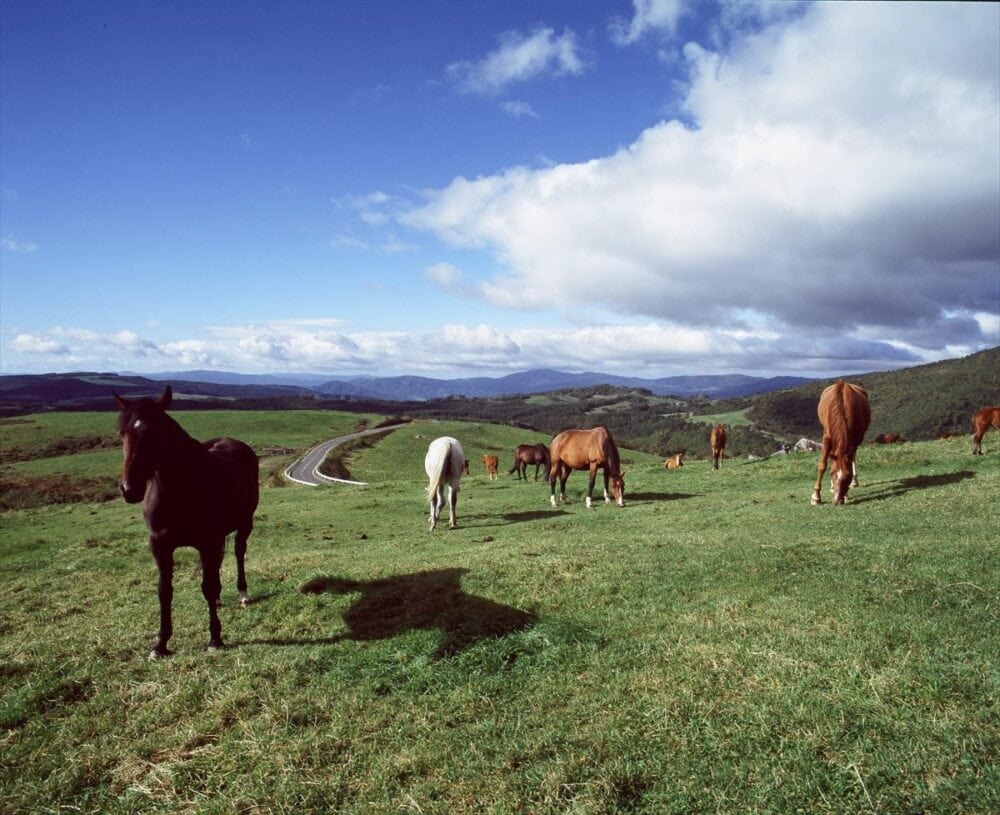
left=627, top=492, right=698, bottom=503
left=262, top=568, right=539, bottom=659
left=853, top=470, right=976, bottom=504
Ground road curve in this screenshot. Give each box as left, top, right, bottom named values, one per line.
left=283, top=423, right=408, bottom=487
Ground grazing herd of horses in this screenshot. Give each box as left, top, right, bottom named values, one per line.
left=113, top=384, right=997, bottom=658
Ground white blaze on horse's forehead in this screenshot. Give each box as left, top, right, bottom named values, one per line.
left=133, top=419, right=143, bottom=430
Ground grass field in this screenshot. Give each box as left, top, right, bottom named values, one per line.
left=1, top=411, right=997, bottom=814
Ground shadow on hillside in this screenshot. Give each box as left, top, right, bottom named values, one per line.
left=244, top=568, right=537, bottom=659
left=853, top=470, right=976, bottom=504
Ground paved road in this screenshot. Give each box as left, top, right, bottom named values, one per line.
left=283, top=423, right=407, bottom=487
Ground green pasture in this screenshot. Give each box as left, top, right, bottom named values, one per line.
left=0, top=412, right=997, bottom=814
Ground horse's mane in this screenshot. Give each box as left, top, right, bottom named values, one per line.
left=600, top=428, right=621, bottom=474
left=825, top=381, right=866, bottom=453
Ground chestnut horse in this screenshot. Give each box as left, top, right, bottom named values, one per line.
left=664, top=453, right=684, bottom=469
left=425, top=436, right=466, bottom=531
left=549, top=426, right=625, bottom=509
left=509, top=443, right=550, bottom=482
left=115, top=386, right=259, bottom=659
left=482, top=454, right=499, bottom=481
left=811, top=381, right=871, bottom=506
left=710, top=424, right=727, bottom=470
left=971, top=406, right=1000, bottom=455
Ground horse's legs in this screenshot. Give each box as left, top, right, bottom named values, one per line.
left=199, top=544, right=224, bottom=651
left=549, top=463, right=569, bottom=506
left=811, top=438, right=831, bottom=505
left=602, top=468, right=612, bottom=503
left=448, top=483, right=458, bottom=529
left=585, top=464, right=598, bottom=509
left=429, top=486, right=440, bottom=531
left=850, top=459, right=859, bottom=488
left=972, top=425, right=984, bottom=455
left=150, top=542, right=174, bottom=659
left=234, top=524, right=252, bottom=607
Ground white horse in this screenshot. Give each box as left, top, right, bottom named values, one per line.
left=424, top=436, right=467, bottom=531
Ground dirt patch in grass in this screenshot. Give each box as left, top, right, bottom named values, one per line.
left=0, top=474, right=120, bottom=510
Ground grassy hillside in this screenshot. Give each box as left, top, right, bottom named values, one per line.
left=0, top=410, right=385, bottom=509
left=747, top=346, right=1000, bottom=441
left=1, top=411, right=997, bottom=814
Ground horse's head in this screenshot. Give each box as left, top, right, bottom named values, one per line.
left=114, top=386, right=173, bottom=503
left=611, top=469, right=626, bottom=507
left=829, top=451, right=854, bottom=506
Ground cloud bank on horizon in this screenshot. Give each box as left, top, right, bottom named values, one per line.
left=3, top=0, right=998, bottom=379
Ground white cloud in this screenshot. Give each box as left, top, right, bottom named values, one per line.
left=4, top=318, right=938, bottom=379
left=404, top=2, right=1000, bottom=356
left=425, top=262, right=467, bottom=294
left=611, top=0, right=686, bottom=46
left=2, top=235, right=38, bottom=253
left=12, top=333, right=68, bottom=354
left=448, top=27, right=584, bottom=96
left=501, top=100, right=540, bottom=120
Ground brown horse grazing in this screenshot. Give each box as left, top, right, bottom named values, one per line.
left=549, top=426, right=625, bottom=509
left=870, top=433, right=906, bottom=445
left=811, top=381, right=871, bottom=506
left=115, top=386, right=259, bottom=659
left=710, top=424, right=727, bottom=470
left=664, top=453, right=684, bottom=469
left=509, top=443, right=550, bottom=482
left=971, top=406, right=1000, bottom=454
left=482, top=454, right=499, bottom=481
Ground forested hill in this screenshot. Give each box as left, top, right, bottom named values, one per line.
left=746, top=346, right=1000, bottom=440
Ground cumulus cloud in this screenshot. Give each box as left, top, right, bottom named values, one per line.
left=610, top=0, right=686, bottom=46
left=4, top=318, right=939, bottom=379
left=12, top=333, right=68, bottom=355
left=404, top=2, right=1000, bottom=356
left=448, top=27, right=584, bottom=95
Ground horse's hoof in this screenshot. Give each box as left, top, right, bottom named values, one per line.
left=207, top=642, right=225, bottom=654
left=148, top=647, right=172, bottom=661
left=239, top=595, right=252, bottom=608
left=810, top=496, right=820, bottom=506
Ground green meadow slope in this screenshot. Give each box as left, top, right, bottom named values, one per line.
left=747, top=346, right=1000, bottom=441
left=1, top=411, right=997, bottom=814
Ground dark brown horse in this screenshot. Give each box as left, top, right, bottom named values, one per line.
left=509, top=443, right=550, bottom=481
left=115, top=386, right=259, bottom=658
left=549, top=426, right=625, bottom=509
left=710, top=424, right=727, bottom=470
left=870, top=433, right=906, bottom=445
left=811, top=381, right=870, bottom=506
left=971, top=406, right=1000, bottom=455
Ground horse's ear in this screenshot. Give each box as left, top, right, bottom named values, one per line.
left=113, top=391, right=130, bottom=411
left=157, top=385, right=173, bottom=410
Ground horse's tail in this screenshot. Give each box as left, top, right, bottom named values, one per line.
left=426, top=443, right=451, bottom=501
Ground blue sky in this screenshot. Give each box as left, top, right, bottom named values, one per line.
left=2, top=0, right=998, bottom=379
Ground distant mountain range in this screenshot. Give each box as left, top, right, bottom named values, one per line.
left=0, top=368, right=814, bottom=412
left=143, top=368, right=814, bottom=400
